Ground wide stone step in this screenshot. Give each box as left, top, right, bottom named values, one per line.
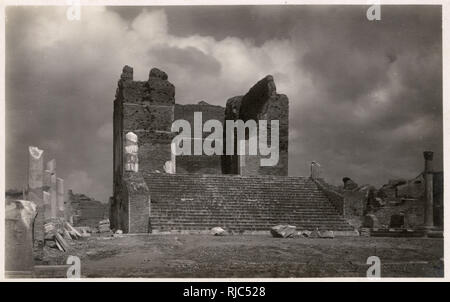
left=151, top=212, right=341, bottom=217
left=144, top=173, right=353, bottom=232
left=151, top=224, right=354, bottom=231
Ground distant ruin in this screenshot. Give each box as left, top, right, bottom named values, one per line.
left=66, top=190, right=108, bottom=229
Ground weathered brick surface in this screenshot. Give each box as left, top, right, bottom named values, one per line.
left=67, top=190, right=107, bottom=228
left=121, top=81, right=146, bottom=103
left=175, top=103, right=225, bottom=130
left=123, top=103, right=174, bottom=132
left=113, top=66, right=174, bottom=232
left=123, top=172, right=150, bottom=233
left=371, top=199, right=424, bottom=228
left=222, top=76, right=288, bottom=176
left=138, top=139, right=173, bottom=173
left=174, top=102, right=225, bottom=174
left=176, top=155, right=222, bottom=174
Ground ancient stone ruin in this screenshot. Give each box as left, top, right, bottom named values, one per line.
left=110, top=66, right=443, bottom=237
left=313, top=152, right=443, bottom=235
left=66, top=190, right=108, bottom=229
left=110, top=66, right=356, bottom=234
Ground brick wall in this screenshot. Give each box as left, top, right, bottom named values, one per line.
left=67, top=190, right=107, bottom=228
left=174, top=103, right=224, bottom=174
left=113, top=65, right=175, bottom=179
left=123, top=172, right=150, bottom=233
left=372, top=199, right=424, bottom=228
left=112, top=66, right=174, bottom=232
left=223, top=75, right=289, bottom=176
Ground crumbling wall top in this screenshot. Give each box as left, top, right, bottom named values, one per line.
left=239, top=75, right=277, bottom=121
left=116, top=65, right=175, bottom=105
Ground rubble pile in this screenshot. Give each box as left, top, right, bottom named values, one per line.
left=44, top=218, right=83, bottom=252
left=98, top=219, right=111, bottom=233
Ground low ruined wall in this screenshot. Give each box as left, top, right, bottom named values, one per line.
left=68, top=191, right=107, bottom=228
left=371, top=199, right=424, bottom=228
left=343, top=191, right=366, bottom=217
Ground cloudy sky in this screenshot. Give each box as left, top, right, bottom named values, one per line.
left=6, top=5, right=442, bottom=201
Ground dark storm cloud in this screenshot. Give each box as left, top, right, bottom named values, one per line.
left=108, top=6, right=299, bottom=45
left=284, top=5, right=442, bottom=186
left=5, top=5, right=442, bottom=201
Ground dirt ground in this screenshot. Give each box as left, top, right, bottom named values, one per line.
left=42, top=234, right=444, bottom=278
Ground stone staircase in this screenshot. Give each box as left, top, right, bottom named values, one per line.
left=143, top=173, right=354, bottom=233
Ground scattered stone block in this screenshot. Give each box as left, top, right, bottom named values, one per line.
left=211, top=227, right=227, bottom=236
left=98, top=219, right=111, bottom=233
left=309, top=228, right=320, bottom=238
left=270, top=225, right=296, bottom=238
left=45, top=240, right=57, bottom=248
left=359, top=228, right=371, bottom=237
left=298, top=230, right=312, bottom=237
left=318, top=230, right=335, bottom=239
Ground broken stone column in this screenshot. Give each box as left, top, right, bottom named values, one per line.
left=43, top=190, right=51, bottom=219
left=57, top=178, right=65, bottom=218
left=310, top=161, right=321, bottom=179
left=5, top=199, right=37, bottom=277
left=50, top=174, right=57, bottom=219
left=27, top=146, right=45, bottom=247
left=46, top=159, right=56, bottom=173
left=45, top=160, right=58, bottom=218
left=423, top=151, right=434, bottom=228
left=125, top=132, right=139, bottom=172
left=28, top=146, right=43, bottom=190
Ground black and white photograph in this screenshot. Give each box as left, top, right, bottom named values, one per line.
left=1, top=0, right=447, bottom=281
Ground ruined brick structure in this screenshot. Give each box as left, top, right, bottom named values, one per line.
left=174, top=102, right=224, bottom=174
left=111, top=66, right=356, bottom=234
left=222, top=75, right=289, bottom=176
left=66, top=190, right=108, bottom=229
